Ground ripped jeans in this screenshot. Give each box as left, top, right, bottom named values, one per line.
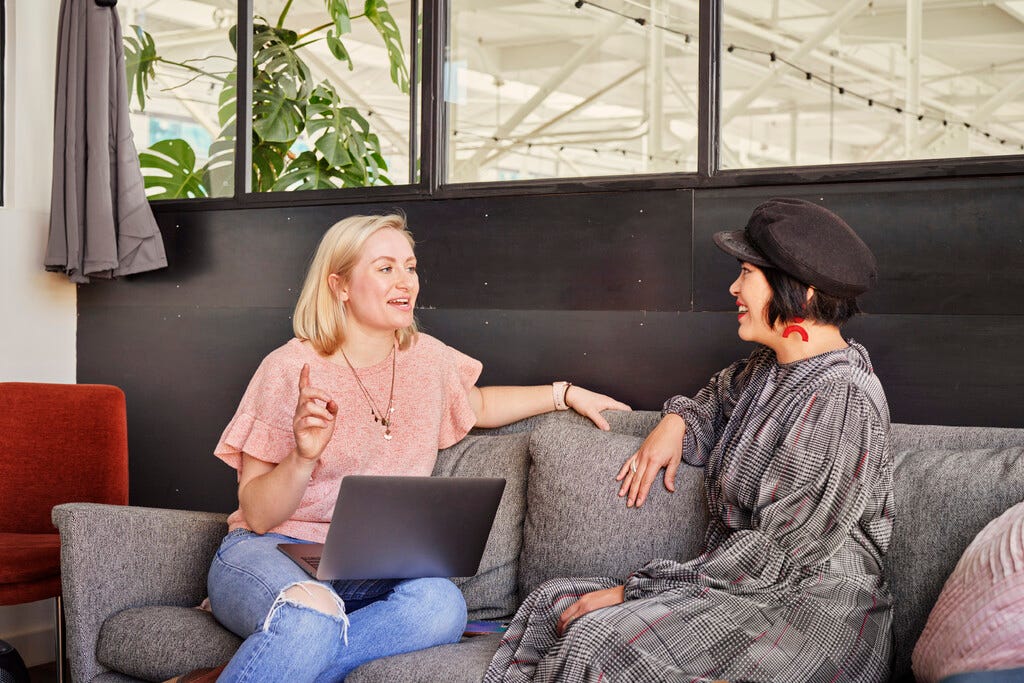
left=207, top=529, right=467, bottom=682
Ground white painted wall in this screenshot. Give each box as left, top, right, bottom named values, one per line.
left=0, top=0, right=76, bottom=667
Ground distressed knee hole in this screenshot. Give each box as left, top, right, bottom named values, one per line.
left=282, top=582, right=343, bottom=617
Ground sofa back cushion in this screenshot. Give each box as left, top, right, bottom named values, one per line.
left=434, top=432, right=532, bottom=619
left=518, top=423, right=708, bottom=600
left=888, top=446, right=1024, bottom=681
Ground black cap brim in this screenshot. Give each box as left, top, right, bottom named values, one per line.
left=713, top=230, right=772, bottom=268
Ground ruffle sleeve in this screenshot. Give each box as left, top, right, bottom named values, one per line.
left=214, top=352, right=299, bottom=473
left=437, top=344, right=483, bottom=449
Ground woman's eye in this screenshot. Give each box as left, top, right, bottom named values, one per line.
left=379, top=266, right=392, bottom=274
left=407, top=266, right=417, bottom=273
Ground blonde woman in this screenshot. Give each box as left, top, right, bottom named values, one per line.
left=204, top=214, right=630, bottom=682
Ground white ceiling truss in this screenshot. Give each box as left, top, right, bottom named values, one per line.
left=119, top=0, right=1024, bottom=184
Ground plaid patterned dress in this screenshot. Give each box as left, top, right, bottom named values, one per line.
left=485, top=342, right=894, bottom=683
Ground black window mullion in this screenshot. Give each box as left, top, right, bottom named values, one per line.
left=420, top=0, right=447, bottom=194
left=408, top=0, right=421, bottom=185
left=697, top=0, right=721, bottom=180
left=235, top=0, right=253, bottom=198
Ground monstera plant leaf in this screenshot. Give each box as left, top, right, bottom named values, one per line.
left=306, top=84, right=390, bottom=185
left=250, top=25, right=311, bottom=143
left=364, top=0, right=409, bottom=94
left=325, top=0, right=353, bottom=36
left=252, top=140, right=292, bottom=191
left=124, top=25, right=158, bottom=111
left=139, top=138, right=208, bottom=199
left=272, top=151, right=347, bottom=191
left=253, top=24, right=312, bottom=100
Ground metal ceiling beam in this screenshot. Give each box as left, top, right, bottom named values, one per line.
left=721, top=0, right=873, bottom=125
left=455, top=14, right=626, bottom=178
left=480, top=66, right=644, bottom=168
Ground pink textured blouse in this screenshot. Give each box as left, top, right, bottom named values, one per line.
left=214, top=334, right=482, bottom=543
left=912, top=499, right=1024, bottom=682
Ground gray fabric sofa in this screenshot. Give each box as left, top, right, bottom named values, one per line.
left=53, top=410, right=1024, bottom=683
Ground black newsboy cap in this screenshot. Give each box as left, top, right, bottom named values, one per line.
left=713, top=198, right=877, bottom=298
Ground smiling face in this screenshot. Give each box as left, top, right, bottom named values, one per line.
left=729, top=261, right=777, bottom=345
left=333, top=228, right=419, bottom=338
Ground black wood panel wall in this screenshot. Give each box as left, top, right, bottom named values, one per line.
left=76, top=178, right=1024, bottom=512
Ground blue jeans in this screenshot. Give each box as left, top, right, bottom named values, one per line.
left=207, top=529, right=467, bottom=682
left=940, top=668, right=1024, bottom=683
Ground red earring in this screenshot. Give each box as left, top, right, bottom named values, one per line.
left=782, top=317, right=809, bottom=342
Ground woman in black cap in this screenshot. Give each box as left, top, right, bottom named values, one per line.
left=485, top=198, right=893, bottom=683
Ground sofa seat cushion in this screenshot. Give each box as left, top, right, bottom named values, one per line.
left=912, top=499, right=1024, bottom=682
left=347, top=633, right=502, bottom=683
left=97, top=606, right=241, bottom=682
left=434, top=432, right=531, bottom=620
left=889, top=447, right=1024, bottom=682
left=519, top=423, right=709, bottom=599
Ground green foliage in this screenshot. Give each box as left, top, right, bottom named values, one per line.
left=138, top=139, right=208, bottom=199
left=131, top=0, right=407, bottom=199
left=123, top=25, right=158, bottom=111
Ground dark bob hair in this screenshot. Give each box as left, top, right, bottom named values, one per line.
left=762, top=266, right=861, bottom=327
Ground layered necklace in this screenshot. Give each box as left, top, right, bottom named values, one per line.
left=340, top=343, right=397, bottom=441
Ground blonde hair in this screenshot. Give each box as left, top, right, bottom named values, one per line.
left=293, top=214, right=418, bottom=355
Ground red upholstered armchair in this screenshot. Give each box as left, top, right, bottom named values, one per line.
left=0, top=382, right=129, bottom=681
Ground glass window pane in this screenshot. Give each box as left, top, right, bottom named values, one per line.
left=251, top=0, right=414, bottom=191
left=119, top=0, right=237, bottom=199
left=446, top=0, right=699, bottom=184
left=721, top=0, right=1024, bottom=169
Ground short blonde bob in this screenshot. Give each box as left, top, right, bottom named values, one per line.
left=293, top=214, right=418, bottom=356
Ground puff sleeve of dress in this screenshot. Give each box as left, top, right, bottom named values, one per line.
left=662, top=350, right=760, bottom=467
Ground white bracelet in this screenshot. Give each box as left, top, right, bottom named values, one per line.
left=552, top=381, right=572, bottom=411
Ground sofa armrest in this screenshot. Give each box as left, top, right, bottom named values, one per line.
left=53, top=503, right=228, bottom=683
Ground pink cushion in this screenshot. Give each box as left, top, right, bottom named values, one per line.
left=912, top=500, right=1024, bottom=682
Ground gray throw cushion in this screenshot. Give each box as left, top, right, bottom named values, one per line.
left=347, top=633, right=502, bottom=683
left=518, top=423, right=708, bottom=600
left=97, top=606, right=241, bottom=682
left=434, top=432, right=531, bottom=619
left=888, top=447, right=1024, bottom=682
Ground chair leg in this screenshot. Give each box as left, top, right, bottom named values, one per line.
left=55, top=595, right=67, bottom=683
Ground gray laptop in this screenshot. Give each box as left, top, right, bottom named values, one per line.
left=278, top=475, right=506, bottom=581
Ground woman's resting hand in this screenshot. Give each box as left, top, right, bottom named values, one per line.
left=565, top=386, right=632, bottom=431
left=556, top=585, right=626, bottom=636
left=616, top=413, right=685, bottom=507
left=293, top=363, right=339, bottom=462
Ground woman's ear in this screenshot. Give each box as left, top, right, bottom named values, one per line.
left=327, top=273, right=348, bottom=302
left=805, top=286, right=815, bottom=305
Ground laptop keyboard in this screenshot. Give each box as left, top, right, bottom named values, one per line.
left=302, top=555, right=321, bottom=569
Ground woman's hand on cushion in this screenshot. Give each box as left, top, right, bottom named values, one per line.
left=293, top=363, right=339, bottom=462
left=565, top=386, right=632, bottom=431
left=616, top=413, right=685, bottom=507
left=556, top=585, right=625, bottom=636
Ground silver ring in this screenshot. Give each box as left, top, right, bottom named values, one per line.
left=630, top=459, right=638, bottom=474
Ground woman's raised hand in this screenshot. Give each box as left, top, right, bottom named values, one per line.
left=293, top=363, right=339, bottom=462
left=615, top=413, right=685, bottom=507
left=565, top=386, right=632, bottom=431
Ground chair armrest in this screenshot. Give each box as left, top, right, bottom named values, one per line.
left=53, top=503, right=228, bottom=683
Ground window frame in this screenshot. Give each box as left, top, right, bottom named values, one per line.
left=147, top=0, right=1024, bottom=213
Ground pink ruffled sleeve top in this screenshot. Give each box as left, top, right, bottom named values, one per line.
left=214, top=334, right=483, bottom=543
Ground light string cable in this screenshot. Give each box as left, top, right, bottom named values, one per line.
left=572, top=0, right=1024, bottom=152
